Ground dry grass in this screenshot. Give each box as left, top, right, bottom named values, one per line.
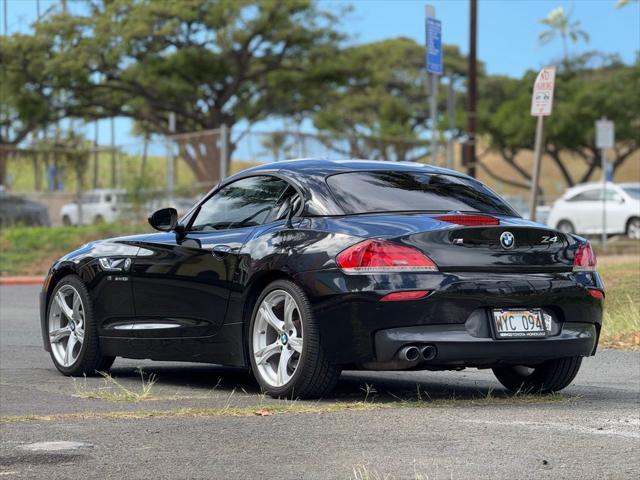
left=73, top=369, right=158, bottom=402
left=0, top=390, right=570, bottom=424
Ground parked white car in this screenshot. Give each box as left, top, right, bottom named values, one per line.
left=61, top=189, right=129, bottom=226
left=547, top=182, right=640, bottom=238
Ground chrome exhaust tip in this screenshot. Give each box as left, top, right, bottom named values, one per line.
left=420, top=344, right=437, bottom=361
left=397, top=345, right=420, bottom=362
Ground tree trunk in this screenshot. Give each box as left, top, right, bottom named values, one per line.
left=0, top=148, right=8, bottom=187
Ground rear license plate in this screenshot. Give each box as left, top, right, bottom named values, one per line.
left=492, top=309, right=547, bottom=339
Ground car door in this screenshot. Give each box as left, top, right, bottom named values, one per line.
left=565, top=188, right=601, bottom=233
left=130, top=175, right=290, bottom=338
left=604, top=187, right=629, bottom=234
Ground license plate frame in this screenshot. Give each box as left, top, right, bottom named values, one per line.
left=491, top=308, right=547, bottom=339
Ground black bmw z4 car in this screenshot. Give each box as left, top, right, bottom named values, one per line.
left=40, top=160, right=604, bottom=398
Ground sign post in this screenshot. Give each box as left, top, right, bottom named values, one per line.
left=596, top=117, right=614, bottom=249
left=425, top=6, right=442, bottom=166
left=529, top=66, right=556, bottom=221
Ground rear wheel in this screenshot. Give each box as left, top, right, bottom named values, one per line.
left=492, top=356, right=582, bottom=394
left=47, top=275, right=114, bottom=376
left=62, top=215, right=72, bottom=226
left=248, top=280, right=340, bottom=399
left=626, top=217, right=640, bottom=239
left=556, top=220, right=575, bottom=235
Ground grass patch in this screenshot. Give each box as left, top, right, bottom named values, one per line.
left=598, top=255, right=640, bottom=349
left=0, top=391, right=570, bottom=424
left=73, top=369, right=158, bottom=402
left=0, top=222, right=145, bottom=276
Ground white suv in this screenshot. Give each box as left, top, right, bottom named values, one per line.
left=547, top=182, right=640, bottom=238
left=61, top=189, right=130, bottom=226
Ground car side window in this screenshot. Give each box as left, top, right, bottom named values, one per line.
left=567, top=189, right=600, bottom=202
left=190, top=176, right=289, bottom=231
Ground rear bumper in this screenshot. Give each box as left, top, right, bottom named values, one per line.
left=375, top=322, right=597, bottom=367
left=296, top=269, right=603, bottom=365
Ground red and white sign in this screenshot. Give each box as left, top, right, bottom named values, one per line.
left=531, top=66, right=556, bottom=117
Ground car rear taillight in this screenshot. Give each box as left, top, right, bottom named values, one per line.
left=433, top=214, right=500, bottom=226
left=573, top=243, right=596, bottom=272
left=380, top=290, right=430, bottom=301
left=336, top=239, right=438, bottom=274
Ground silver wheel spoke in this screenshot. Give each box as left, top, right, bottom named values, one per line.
left=254, top=342, right=281, bottom=366
left=55, top=291, right=74, bottom=321
left=283, top=295, right=296, bottom=330
left=288, top=336, right=302, bottom=353
left=277, top=347, right=292, bottom=385
left=72, top=293, right=82, bottom=322
left=259, top=304, right=284, bottom=334
left=64, top=334, right=78, bottom=365
left=49, top=326, right=72, bottom=343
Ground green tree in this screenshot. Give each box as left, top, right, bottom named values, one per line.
left=0, top=34, right=67, bottom=186
left=538, top=7, right=589, bottom=66
left=313, top=38, right=475, bottom=161
left=33, top=0, right=346, bottom=182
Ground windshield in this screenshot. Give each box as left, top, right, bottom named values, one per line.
left=622, top=186, right=640, bottom=200
left=326, top=171, right=518, bottom=216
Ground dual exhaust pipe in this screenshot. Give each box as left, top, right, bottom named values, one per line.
left=397, top=344, right=437, bottom=362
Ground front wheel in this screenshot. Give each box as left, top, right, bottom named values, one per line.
left=248, top=280, right=340, bottom=399
left=556, top=220, right=575, bottom=235
left=47, top=275, right=115, bottom=376
left=493, top=356, right=583, bottom=394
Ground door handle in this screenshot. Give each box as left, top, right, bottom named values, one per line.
left=211, top=244, right=233, bottom=256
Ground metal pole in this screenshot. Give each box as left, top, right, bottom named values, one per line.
left=447, top=75, right=455, bottom=170
left=466, top=0, right=477, bottom=177
left=601, top=148, right=607, bottom=249
left=220, top=124, right=228, bottom=180
left=93, top=121, right=99, bottom=188
left=529, top=116, right=545, bottom=222
left=167, top=113, right=176, bottom=201
left=110, top=117, right=116, bottom=188
left=3, top=0, right=7, bottom=35
left=430, top=74, right=439, bottom=165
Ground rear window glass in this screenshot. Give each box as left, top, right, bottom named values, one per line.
left=326, top=171, right=517, bottom=216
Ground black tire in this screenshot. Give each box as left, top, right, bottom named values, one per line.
left=62, top=215, right=72, bottom=226
left=248, top=279, right=341, bottom=399
left=46, top=275, right=115, bottom=376
left=493, top=356, right=583, bottom=394
left=94, top=215, right=105, bottom=224
left=556, top=220, right=575, bottom=235
left=626, top=217, right=640, bottom=240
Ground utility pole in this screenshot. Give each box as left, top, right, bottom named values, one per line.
left=465, top=0, right=477, bottom=177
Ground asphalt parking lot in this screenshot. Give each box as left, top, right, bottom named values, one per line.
left=1, top=285, right=639, bottom=479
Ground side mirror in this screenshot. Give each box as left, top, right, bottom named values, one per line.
left=148, top=207, right=177, bottom=232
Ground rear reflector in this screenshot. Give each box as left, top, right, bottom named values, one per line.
left=380, top=290, right=430, bottom=302
left=434, top=214, right=500, bottom=226
left=573, top=243, right=597, bottom=272
left=336, top=239, right=438, bottom=274
left=587, top=288, right=604, bottom=300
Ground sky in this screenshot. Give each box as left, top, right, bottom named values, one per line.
left=3, top=0, right=640, bottom=147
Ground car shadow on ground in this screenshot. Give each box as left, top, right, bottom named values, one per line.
left=108, top=362, right=508, bottom=403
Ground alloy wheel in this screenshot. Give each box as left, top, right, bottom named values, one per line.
left=252, top=290, right=303, bottom=388
left=48, top=285, right=85, bottom=367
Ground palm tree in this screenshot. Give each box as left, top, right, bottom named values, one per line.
left=538, top=7, right=590, bottom=64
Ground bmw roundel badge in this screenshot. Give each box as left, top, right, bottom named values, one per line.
left=500, top=231, right=515, bottom=249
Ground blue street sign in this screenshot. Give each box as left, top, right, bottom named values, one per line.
left=425, top=17, right=442, bottom=75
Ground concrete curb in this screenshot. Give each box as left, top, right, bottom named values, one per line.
left=0, top=276, right=45, bottom=286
